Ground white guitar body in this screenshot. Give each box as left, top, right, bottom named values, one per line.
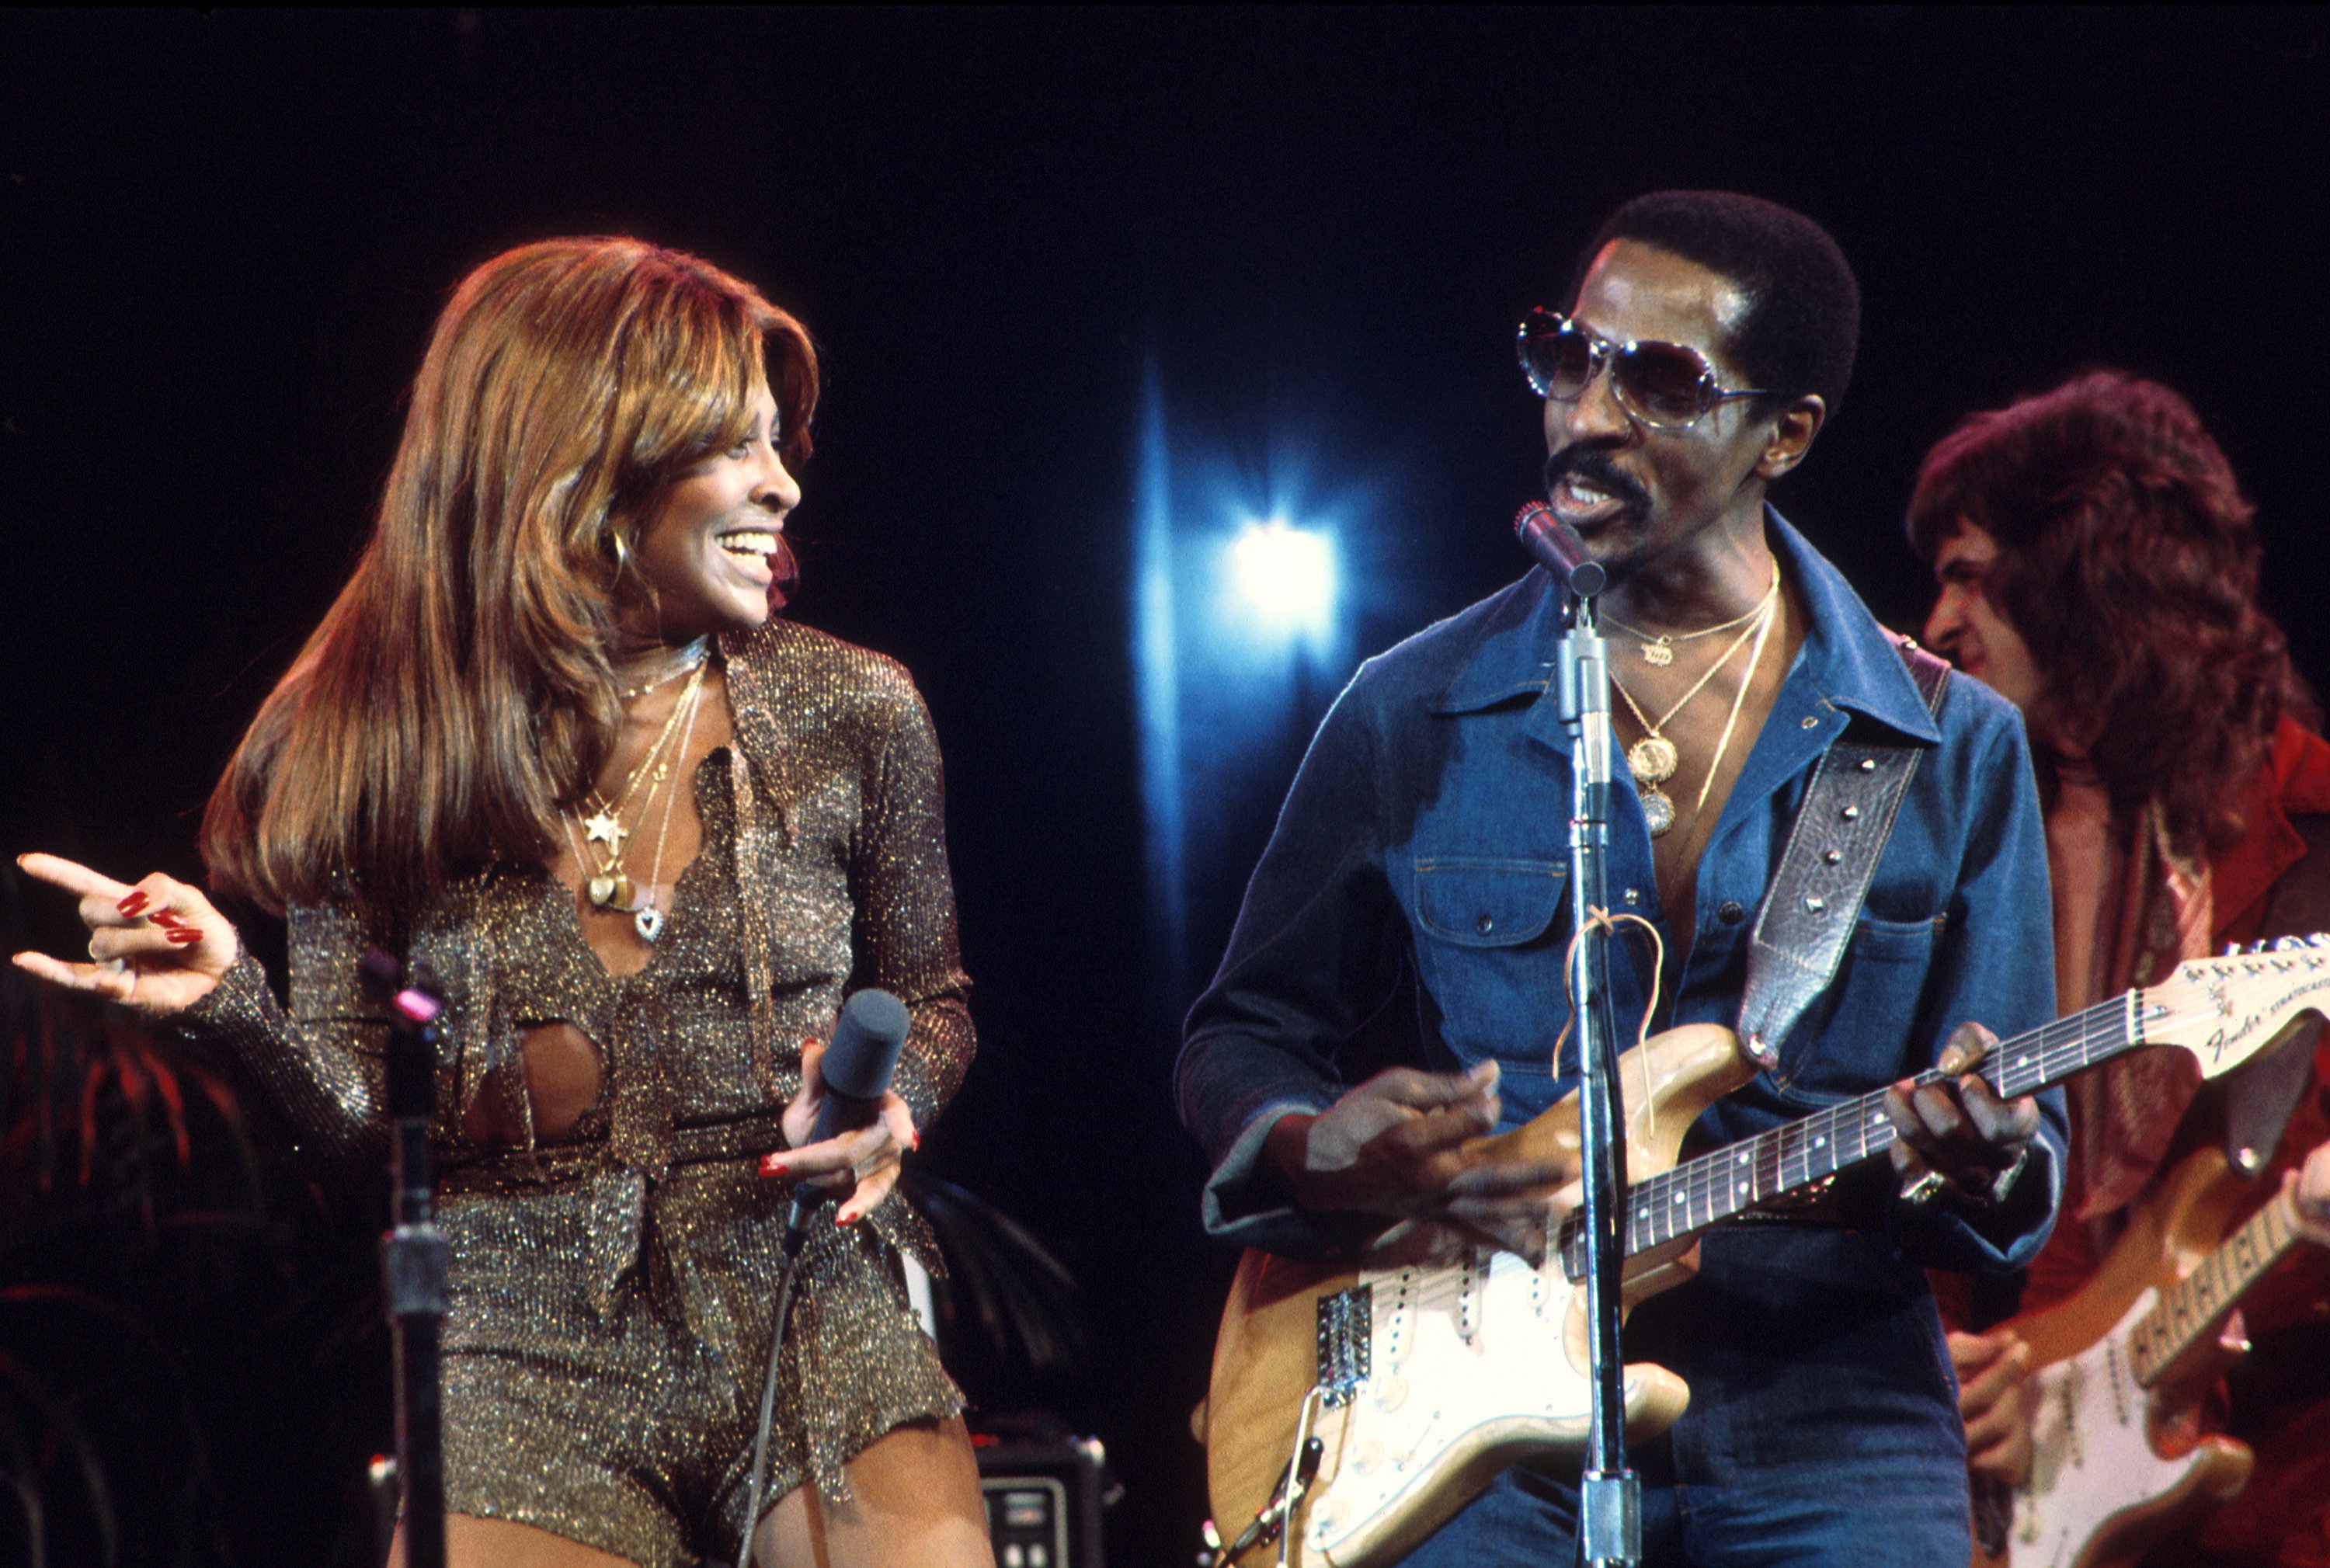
left=1293, top=1242, right=1685, bottom=1566
left=2008, top=1292, right=2247, bottom=1568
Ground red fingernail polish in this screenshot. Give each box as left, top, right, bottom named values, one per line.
left=118, top=892, right=148, bottom=916
left=760, top=1156, right=787, bottom=1176
left=168, top=930, right=201, bottom=945
left=152, top=911, right=185, bottom=930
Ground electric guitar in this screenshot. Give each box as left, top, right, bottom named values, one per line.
left=1202, top=940, right=2330, bottom=1568
left=1970, top=1142, right=2318, bottom=1568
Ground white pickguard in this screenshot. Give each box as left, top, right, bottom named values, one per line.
left=1299, top=1246, right=1627, bottom=1563
left=2010, top=1289, right=2200, bottom=1568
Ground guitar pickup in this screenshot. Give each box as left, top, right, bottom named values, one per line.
left=1316, top=1285, right=1373, bottom=1407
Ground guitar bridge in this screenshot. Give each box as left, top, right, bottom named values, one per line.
left=1316, top=1285, right=1373, bottom=1407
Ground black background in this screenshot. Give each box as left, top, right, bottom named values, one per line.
left=5, top=9, right=2329, bottom=1565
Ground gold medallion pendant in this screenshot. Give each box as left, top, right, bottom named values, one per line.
left=1627, top=735, right=1678, bottom=786
left=1640, top=785, right=1677, bottom=836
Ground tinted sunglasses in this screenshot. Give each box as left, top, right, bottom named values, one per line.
left=1515, top=307, right=1769, bottom=430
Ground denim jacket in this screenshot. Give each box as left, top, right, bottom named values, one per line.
left=1177, top=514, right=2066, bottom=1482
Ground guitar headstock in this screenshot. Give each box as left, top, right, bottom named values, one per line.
left=2141, top=935, right=2330, bottom=1078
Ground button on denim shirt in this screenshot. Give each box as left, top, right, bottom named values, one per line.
left=1177, top=514, right=2065, bottom=1485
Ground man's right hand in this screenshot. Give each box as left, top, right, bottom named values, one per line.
left=1262, top=1061, right=1573, bottom=1258
left=1950, top=1326, right=2038, bottom=1487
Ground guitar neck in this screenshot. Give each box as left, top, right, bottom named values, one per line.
left=1561, top=988, right=2161, bottom=1278
left=2126, top=1189, right=2305, bottom=1388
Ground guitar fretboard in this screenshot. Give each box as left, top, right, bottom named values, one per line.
left=2126, top=1191, right=2303, bottom=1388
left=1559, top=989, right=2154, bottom=1280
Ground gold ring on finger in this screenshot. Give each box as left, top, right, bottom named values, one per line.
left=88, top=936, right=105, bottom=961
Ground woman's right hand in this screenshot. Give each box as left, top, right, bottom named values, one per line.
left=11, top=852, right=238, bottom=1017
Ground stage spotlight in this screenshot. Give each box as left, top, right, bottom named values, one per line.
left=1229, top=517, right=1337, bottom=634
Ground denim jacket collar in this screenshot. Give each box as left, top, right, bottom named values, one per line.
left=1431, top=508, right=1942, bottom=748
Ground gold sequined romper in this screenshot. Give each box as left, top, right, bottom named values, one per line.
left=177, top=621, right=974, bottom=1566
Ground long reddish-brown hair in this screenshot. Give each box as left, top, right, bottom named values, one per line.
left=202, top=237, right=818, bottom=914
left=1907, top=370, right=2311, bottom=856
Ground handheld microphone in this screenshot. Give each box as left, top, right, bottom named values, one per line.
left=783, top=988, right=911, bottom=1252
left=1514, top=500, right=1605, bottom=600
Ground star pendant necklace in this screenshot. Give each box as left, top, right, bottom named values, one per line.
left=570, top=658, right=709, bottom=941
left=1606, top=572, right=1779, bottom=836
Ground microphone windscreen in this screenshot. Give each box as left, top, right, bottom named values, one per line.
left=821, top=989, right=910, bottom=1100
left=1514, top=501, right=1605, bottom=598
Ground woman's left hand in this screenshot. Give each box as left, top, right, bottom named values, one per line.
left=760, top=1034, right=920, bottom=1225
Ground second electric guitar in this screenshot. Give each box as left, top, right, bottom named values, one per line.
left=1972, top=1141, right=2318, bottom=1568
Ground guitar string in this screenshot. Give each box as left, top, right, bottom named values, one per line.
left=1554, top=963, right=2330, bottom=1267
left=2134, top=1187, right=2302, bottom=1385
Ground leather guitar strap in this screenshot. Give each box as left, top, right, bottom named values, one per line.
left=1734, top=636, right=1951, bottom=1073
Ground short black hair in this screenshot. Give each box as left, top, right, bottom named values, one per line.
left=1573, top=190, right=1860, bottom=417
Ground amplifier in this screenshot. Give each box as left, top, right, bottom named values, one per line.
left=976, top=1431, right=1109, bottom=1568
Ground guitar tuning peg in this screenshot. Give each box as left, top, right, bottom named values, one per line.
left=2224, top=942, right=2244, bottom=957
left=2274, top=937, right=2307, bottom=951
left=2309, top=933, right=2330, bottom=948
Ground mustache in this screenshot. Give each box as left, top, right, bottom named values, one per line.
left=1542, top=448, right=1651, bottom=516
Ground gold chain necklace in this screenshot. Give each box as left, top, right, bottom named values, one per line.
left=615, top=637, right=711, bottom=701
left=571, top=660, right=709, bottom=937
left=1599, top=561, right=1779, bottom=666
left=1607, top=580, right=1778, bottom=836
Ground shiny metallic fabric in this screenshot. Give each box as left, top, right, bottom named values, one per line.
left=182, top=621, right=974, bottom=1563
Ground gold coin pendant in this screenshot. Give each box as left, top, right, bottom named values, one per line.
left=1628, top=735, right=1679, bottom=785
left=1640, top=785, right=1677, bottom=836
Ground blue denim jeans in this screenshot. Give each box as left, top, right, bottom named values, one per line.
left=1402, top=1448, right=1968, bottom=1568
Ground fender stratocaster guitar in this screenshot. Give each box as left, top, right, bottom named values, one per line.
left=1971, top=1143, right=2317, bottom=1568
left=1204, top=940, right=2330, bottom=1568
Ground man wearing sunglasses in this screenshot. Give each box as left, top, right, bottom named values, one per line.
left=1178, top=191, right=2064, bottom=1566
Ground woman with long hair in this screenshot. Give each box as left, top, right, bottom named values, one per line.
left=14, top=238, right=991, bottom=1567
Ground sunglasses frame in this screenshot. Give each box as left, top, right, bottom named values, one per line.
left=1515, top=307, right=1771, bottom=431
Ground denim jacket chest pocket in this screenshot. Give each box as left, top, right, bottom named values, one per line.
left=1409, top=856, right=1570, bottom=1078
left=1766, top=912, right=1947, bottom=1103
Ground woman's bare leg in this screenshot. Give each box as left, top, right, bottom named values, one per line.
left=391, top=1514, right=640, bottom=1568
left=753, top=1416, right=993, bottom=1568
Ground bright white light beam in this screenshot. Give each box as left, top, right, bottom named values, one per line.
left=1230, top=518, right=1337, bottom=632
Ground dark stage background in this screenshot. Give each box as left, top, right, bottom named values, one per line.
left=5, top=9, right=2329, bottom=1566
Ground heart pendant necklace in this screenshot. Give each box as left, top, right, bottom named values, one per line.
left=566, top=659, right=709, bottom=943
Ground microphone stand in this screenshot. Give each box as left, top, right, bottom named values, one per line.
left=1548, top=542, right=1640, bottom=1568
left=363, top=950, right=448, bottom=1568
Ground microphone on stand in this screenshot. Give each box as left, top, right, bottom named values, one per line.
left=782, top=987, right=911, bottom=1253
left=1514, top=500, right=1605, bottom=600
left=742, top=985, right=913, bottom=1566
